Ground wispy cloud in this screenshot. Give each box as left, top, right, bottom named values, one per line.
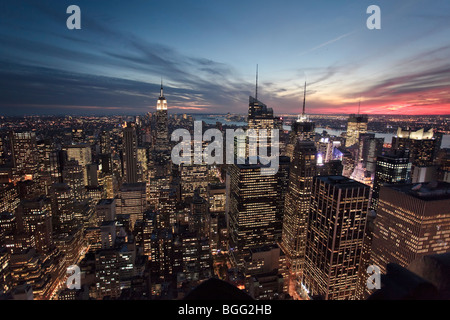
left=298, top=31, right=356, bottom=57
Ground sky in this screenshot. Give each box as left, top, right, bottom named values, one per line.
left=0, top=0, right=449, bottom=116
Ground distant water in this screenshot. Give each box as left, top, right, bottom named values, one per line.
left=194, top=115, right=246, bottom=127
left=194, top=116, right=450, bottom=149
left=313, top=127, right=450, bottom=148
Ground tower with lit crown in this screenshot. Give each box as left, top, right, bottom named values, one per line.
left=246, top=66, right=282, bottom=159
left=286, top=82, right=315, bottom=159
left=155, top=80, right=169, bottom=152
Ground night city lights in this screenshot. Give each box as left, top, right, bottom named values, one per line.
left=0, top=0, right=449, bottom=315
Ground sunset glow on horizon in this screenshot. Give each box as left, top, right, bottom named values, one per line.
left=1, top=0, right=449, bottom=116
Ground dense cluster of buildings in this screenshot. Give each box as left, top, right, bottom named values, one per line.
left=0, top=82, right=449, bottom=300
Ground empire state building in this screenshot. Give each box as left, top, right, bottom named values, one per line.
left=155, top=81, right=169, bottom=152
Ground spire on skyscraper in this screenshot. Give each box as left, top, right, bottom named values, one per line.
left=302, top=81, right=306, bottom=116
left=297, top=81, right=309, bottom=122
left=160, top=77, right=164, bottom=98
left=255, top=64, right=258, bottom=100
left=156, top=78, right=167, bottom=111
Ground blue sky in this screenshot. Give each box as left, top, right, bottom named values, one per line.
left=0, top=0, right=449, bottom=115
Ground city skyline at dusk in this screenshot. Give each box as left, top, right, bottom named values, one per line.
left=1, top=0, right=450, bottom=116
left=1, top=0, right=450, bottom=305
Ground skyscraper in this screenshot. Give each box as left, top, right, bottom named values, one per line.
left=287, top=82, right=315, bottom=159
left=350, top=133, right=384, bottom=186
left=122, top=123, right=139, bottom=184
left=48, top=150, right=67, bottom=185
left=303, top=176, right=370, bottom=300
left=155, top=81, right=169, bottom=152
left=392, top=127, right=441, bottom=167
left=357, top=133, right=384, bottom=176
left=227, top=161, right=280, bottom=268
left=279, top=140, right=316, bottom=299
left=10, top=131, right=39, bottom=180
left=99, top=130, right=111, bottom=154
left=95, top=198, right=116, bottom=225
left=49, top=183, right=76, bottom=234
left=116, top=182, right=147, bottom=231
left=371, top=182, right=450, bottom=275
left=370, top=151, right=411, bottom=211
left=246, top=69, right=281, bottom=159
left=94, top=249, right=121, bottom=299
left=345, top=114, right=368, bottom=147
left=64, top=144, right=92, bottom=186
left=62, top=160, right=86, bottom=202
left=16, top=197, right=53, bottom=254
left=247, top=96, right=281, bottom=159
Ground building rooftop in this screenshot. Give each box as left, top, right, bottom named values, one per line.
left=97, top=198, right=115, bottom=206
left=248, top=244, right=279, bottom=255
left=101, top=220, right=116, bottom=227
left=316, top=175, right=369, bottom=189
left=387, top=181, right=450, bottom=201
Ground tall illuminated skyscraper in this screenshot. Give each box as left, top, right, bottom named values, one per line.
left=247, top=67, right=281, bottom=158
left=303, top=176, right=370, bottom=300
left=371, top=182, right=450, bottom=275
left=286, top=82, right=315, bottom=159
left=100, top=130, right=111, bottom=154
left=64, top=144, right=92, bottom=186
left=357, top=133, right=384, bottom=175
left=247, top=96, right=281, bottom=160
left=279, top=140, right=316, bottom=299
left=345, top=114, right=368, bottom=147
left=62, top=160, right=86, bottom=202
left=10, top=131, right=39, bottom=180
left=370, top=151, right=411, bottom=211
left=116, top=182, right=146, bottom=231
left=227, top=161, right=279, bottom=268
left=16, top=197, right=53, bottom=254
left=392, top=127, right=441, bottom=167
left=94, top=249, right=121, bottom=299
left=155, top=81, right=169, bottom=152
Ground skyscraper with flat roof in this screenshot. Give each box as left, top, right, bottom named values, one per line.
left=345, top=114, right=368, bottom=147
left=227, top=161, right=280, bottom=268
left=122, top=123, right=138, bottom=184
left=117, top=182, right=146, bottom=231
left=371, top=182, right=450, bottom=275
left=392, top=127, right=441, bottom=167
left=16, top=197, right=53, bottom=254
left=64, top=144, right=92, bottom=186
left=280, top=140, right=316, bottom=299
left=303, top=176, right=370, bottom=300
left=370, top=151, right=411, bottom=211
left=10, top=131, right=39, bottom=180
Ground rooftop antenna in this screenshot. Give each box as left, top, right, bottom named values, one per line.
left=302, top=81, right=307, bottom=116
left=255, top=64, right=258, bottom=100
left=160, top=77, right=164, bottom=98
left=357, top=97, right=361, bottom=115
